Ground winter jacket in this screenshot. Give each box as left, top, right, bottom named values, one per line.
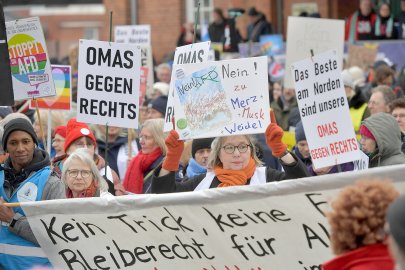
left=208, top=20, right=226, bottom=42
left=247, top=14, right=272, bottom=42
left=151, top=152, right=309, bottom=193
left=271, top=97, right=299, bottom=131
left=361, top=112, right=405, bottom=167
left=322, top=244, right=394, bottom=270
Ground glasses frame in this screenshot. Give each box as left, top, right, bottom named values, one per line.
left=67, top=169, right=93, bottom=179
left=222, top=143, right=252, bottom=154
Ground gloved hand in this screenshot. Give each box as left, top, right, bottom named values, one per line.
left=265, top=110, right=288, bottom=158
left=162, top=130, right=184, bottom=171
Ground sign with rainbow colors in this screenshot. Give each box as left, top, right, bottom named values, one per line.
left=6, top=17, right=55, bottom=100
left=29, top=65, right=71, bottom=110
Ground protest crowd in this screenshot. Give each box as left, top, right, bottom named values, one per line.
left=1, top=0, right=405, bottom=269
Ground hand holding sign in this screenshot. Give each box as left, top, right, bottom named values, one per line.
left=162, top=130, right=184, bottom=171
left=265, top=110, right=288, bottom=158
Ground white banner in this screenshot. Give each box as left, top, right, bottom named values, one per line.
left=292, top=50, right=361, bottom=169
left=6, top=17, right=56, bottom=100
left=284, top=17, right=344, bottom=89
left=76, top=39, right=141, bottom=129
left=172, top=56, right=270, bottom=139
left=115, top=25, right=151, bottom=45
left=23, top=165, right=405, bottom=269
left=164, top=41, right=211, bottom=132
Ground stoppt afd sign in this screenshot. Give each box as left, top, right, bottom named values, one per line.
left=76, top=39, right=141, bottom=129
left=6, top=17, right=55, bottom=100
left=172, top=56, right=269, bottom=140
left=292, top=50, right=361, bottom=169
left=23, top=165, right=405, bottom=269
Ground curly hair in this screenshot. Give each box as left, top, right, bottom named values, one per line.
left=327, top=179, right=399, bottom=255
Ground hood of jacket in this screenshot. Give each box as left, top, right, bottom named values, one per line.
left=362, top=112, right=405, bottom=166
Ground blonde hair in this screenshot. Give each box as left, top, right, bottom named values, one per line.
left=208, top=135, right=263, bottom=169
left=62, top=148, right=109, bottom=194
left=327, top=179, right=399, bottom=255
left=141, top=118, right=166, bottom=155
left=34, top=109, right=65, bottom=133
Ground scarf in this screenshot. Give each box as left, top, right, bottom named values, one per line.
left=66, top=180, right=98, bottom=198
left=123, top=148, right=162, bottom=194
left=214, top=158, right=256, bottom=188
left=186, top=158, right=207, bottom=177
left=375, top=15, right=393, bottom=37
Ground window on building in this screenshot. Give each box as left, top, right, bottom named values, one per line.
left=186, top=0, right=213, bottom=25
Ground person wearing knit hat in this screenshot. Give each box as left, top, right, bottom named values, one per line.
left=386, top=195, right=405, bottom=270
left=0, top=118, right=65, bottom=269
left=151, top=82, right=169, bottom=100
left=360, top=112, right=405, bottom=167
left=292, top=121, right=312, bottom=167
left=186, top=137, right=214, bottom=178
left=146, top=95, right=168, bottom=120
left=52, top=125, right=67, bottom=158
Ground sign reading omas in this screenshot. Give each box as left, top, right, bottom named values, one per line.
left=77, top=39, right=141, bottom=129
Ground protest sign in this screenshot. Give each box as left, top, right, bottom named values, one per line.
left=347, top=44, right=377, bottom=71
left=6, top=17, right=56, bottom=100
left=353, top=151, right=369, bottom=171
left=0, top=2, right=14, bottom=105
left=76, top=39, right=141, bottom=129
left=163, top=41, right=211, bottom=132
left=285, top=17, right=344, bottom=89
left=172, top=56, right=269, bottom=140
left=23, top=164, right=405, bottom=270
left=29, top=65, right=71, bottom=110
left=114, top=25, right=151, bottom=45
left=259, top=34, right=283, bottom=57
left=291, top=50, right=361, bottom=169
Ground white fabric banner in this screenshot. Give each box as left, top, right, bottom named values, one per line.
left=23, top=165, right=405, bottom=270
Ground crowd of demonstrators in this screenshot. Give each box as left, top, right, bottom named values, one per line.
left=322, top=180, right=399, bottom=270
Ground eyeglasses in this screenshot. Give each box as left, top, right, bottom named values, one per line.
left=67, top=169, right=92, bottom=179
left=222, top=143, right=251, bottom=154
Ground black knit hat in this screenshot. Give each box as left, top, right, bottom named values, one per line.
left=387, top=195, right=405, bottom=252
left=295, top=121, right=306, bottom=142
left=2, top=118, right=38, bottom=151
left=192, top=138, right=214, bottom=158
left=148, top=96, right=168, bottom=116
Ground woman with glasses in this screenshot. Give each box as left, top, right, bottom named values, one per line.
left=151, top=111, right=309, bottom=193
left=123, top=119, right=169, bottom=194
left=62, top=148, right=109, bottom=198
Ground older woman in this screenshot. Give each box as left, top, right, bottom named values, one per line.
left=322, top=180, right=399, bottom=270
left=152, top=111, right=309, bottom=192
left=123, top=119, right=166, bottom=194
left=62, top=148, right=109, bottom=198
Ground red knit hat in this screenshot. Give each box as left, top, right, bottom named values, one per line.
left=359, top=125, right=376, bottom=141
left=64, top=118, right=97, bottom=152
left=53, top=125, right=67, bottom=138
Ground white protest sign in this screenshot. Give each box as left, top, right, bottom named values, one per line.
left=23, top=165, right=405, bottom=270
left=291, top=50, right=361, bottom=169
left=164, top=41, right=211, bottom=132
left=114, top=26, right=154, bottom=98
left=6, top=17, right=56, bottom=100
left=353, top=151, right=369, bottom=171
left=172, top=56, right=269, bottom=139
left=114, top=25, right=151, bottom=45
left=77, top=39, right=141, bottom=129
left=284, top=17, right=344, bottom=89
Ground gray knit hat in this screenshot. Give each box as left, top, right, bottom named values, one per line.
left=2, top=118, right=38, bottom=151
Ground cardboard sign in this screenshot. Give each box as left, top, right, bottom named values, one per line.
left=164, top=41, right=211, bottom=132
left=23, top=165, right=405, bottom=270
left=76, top=39, right=141, bottom=129
left=291, top=50, right=361, bottom=169
left=347, top=44, right=377, bottom=71
left=29, top=65, right=71, bottom=110
left=285, top=17, right=345, bottom=89
left=353, top=151, right=369, bottom=171
left=173, top=56, right=269, bottom=140
left=114, top=25, right=151, bottom=45
left=6, top=17, right=56, bottom=100
left=259, top=34, right=283, bottom=56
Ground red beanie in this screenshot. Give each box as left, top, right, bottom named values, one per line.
left=53, top=125, right=67, bottom=138
left=64, top=118, right=97, bottom=152
left=359, top=125, right=376, bottom=141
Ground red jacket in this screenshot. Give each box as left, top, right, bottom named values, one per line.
left=322, top=244, right=394, bottom=270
